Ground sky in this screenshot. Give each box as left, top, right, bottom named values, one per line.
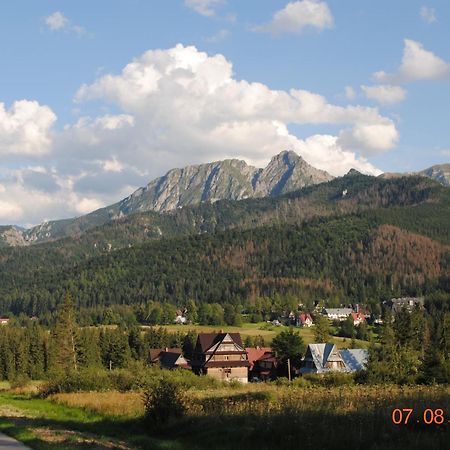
left=0, top=0, right=449, bottom=226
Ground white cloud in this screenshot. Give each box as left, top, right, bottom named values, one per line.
left=205, top=29, right=230, bottom=43
left=45, top=11, right=68, bottom=30
left=338, top=123, right=399, bottom=156
left=374, top=39, right=450, bottom=83
left=253, top=0, right=333, bottom=35
left=441, top=149, right=450, bottom=157
left=44, top=11, right=87, bottom=36
left=0, top=200, right=23, bottom=222
left=361, top=84, right=407, bottom=105
left=420, top=6, right=437, bottom=24
left=0, top=100, right=56, bottom=158
left=2, top=44, right=399, bottom=226
left=184, top=0, right=225, bottom=17
left=76, top=44, right=394, bottom=169
left=344, top=86, right=356, bottom=100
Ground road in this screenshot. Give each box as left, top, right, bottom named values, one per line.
left=0, top=433, right=32, bottom=449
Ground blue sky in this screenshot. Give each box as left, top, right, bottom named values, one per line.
left=0, top=0, right=449, bottom=225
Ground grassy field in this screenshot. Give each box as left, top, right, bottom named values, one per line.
left=154, top=322, right=370, bottom=348
left=1, top=383, right=449, bottom=449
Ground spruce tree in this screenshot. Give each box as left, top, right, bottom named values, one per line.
left=50, top=292, right=78, bottom=374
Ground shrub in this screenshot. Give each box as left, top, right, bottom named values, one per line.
left=10, top=374, right=30, bottom=390
left=143, top=378, right=188, bottom=427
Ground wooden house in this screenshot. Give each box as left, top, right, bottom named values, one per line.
left=191, top=332, right=250, bottom=383
left=149, top=348, right=190, bottom=370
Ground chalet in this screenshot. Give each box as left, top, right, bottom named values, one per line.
left=246, top=347, right=278, bottom=381
left=0, top=317, right=9, bottom=325
left=299, top=343, right=368, bottom=374
left=296, top=313, right=313, bottom=327
left=385, top=297, right=425, bottom=314
left=322, top=308, right=353, bottom=321
left=351, top=312, right=366, bottom=326
left=149, top=348, right=190, bottom=370
left=191, top=332, right=250, bottom=383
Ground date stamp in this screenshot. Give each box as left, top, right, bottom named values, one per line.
left=391, top=408, right=449, bottom=425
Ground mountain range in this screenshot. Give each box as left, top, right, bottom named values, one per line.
left=0, top=150, right=448, bottom=248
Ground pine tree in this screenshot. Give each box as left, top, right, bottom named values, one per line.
left=50, top=292, right=78, bottom=374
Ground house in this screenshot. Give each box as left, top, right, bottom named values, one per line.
left=191, top=332, right=250, bottom=383
left=174, top=308, right=188, bottom=324
left=299, top=343, right=368, bottom=374
left=351, top=312, right=366, bottom=326
left=322, top=308, right=353, bottom=321
left=296, top=313, right=313, bottom=327
left=149, top=348, right=190, bottom=370
left=0, top=317, right=9, bottom=325
left=385, top=297, right=425, bottom=314
left=246, top=347, right=277, bottom=381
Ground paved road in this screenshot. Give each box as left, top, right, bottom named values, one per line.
left=0, top=433, right=32, bottom=449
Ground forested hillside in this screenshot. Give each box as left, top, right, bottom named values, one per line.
left=0, top=173, right=448, bottom=322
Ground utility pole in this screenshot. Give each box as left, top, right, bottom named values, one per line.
left=287, top=358, right=291, bottom=382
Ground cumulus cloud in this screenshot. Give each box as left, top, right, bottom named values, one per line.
left=253, top=0, right=334, bottom=35
left=44, top=11, right=87, bottom=36
left=76, top=45, right=397, bottom=169
left=0, top=100, right=56, bottom=159
left=184, top=0, right=225, bottom=17
left=420, top=6, right=437, bottom=24
left=2, top=44, right=399, bottom=226
left=361, top=84, right=407, bottom=105
left=374, top=39, right=450, bottom=83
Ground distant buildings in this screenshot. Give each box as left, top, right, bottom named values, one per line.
left=384, top=297, right=425, bottom=314
left=296, top=313, right=313, bottom=327
left=299, top=343, right=368, bottom=375
left=322, top=308, right=353, bottom=321
left=351, top=312, right=366, bottom=326
left=0, top=317, right=9, bottom=325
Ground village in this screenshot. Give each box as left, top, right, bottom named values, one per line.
left=149, top=297, right=425, bottom=383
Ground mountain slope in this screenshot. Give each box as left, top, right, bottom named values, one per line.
left=18, top=151, right=332, bottom=245
left=0, top=172, right=448, bottom=318
left=380, top=163, right=450, bottom=187
left=419, top=164, right=450, bottom=187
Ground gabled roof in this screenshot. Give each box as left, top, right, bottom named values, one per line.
left=299, top=313, right=313, bottom=323
left=246, top=347, right=273, bottom=369
left=323, top=308, right=353, bottom=316
left=149, top=348, right=182, bottom=363
left=302, top=343, right=368, bottom=373
left=160, top=351, right=189, bottom=369
left=306, top=343, right=339, bottom=372
left=197, top=332, right=244, bottom=353
left=340, top=349, right=368, bottom=371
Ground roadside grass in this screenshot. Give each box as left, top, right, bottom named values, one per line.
left=0, top=393, right=182, bottom=450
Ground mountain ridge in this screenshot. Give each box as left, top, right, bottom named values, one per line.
left=6, top=150, right=334, bottom=246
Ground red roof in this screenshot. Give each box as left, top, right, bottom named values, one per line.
left=245, top=347, right=273, bottom=369
left=299, top=313, right=313, bottom=324
left=351, top=312, right=366, bottom=322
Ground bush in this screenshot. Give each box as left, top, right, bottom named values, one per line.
left=10, top=374, right=30, bottom=390
left=40, top=368, right=114, bottom=396
left=143, top=378, right=188, bottom=427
